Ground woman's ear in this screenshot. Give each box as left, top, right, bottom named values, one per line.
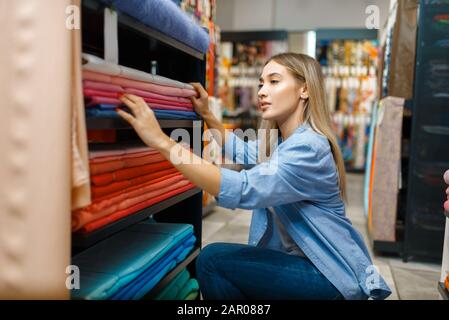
left=300, top=84, right=309, bottom=100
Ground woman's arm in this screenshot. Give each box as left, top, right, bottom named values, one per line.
left=116, top=93, right=221, bottom=196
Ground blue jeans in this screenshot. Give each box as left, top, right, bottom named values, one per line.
left=196, top=243, right=344, bottom=300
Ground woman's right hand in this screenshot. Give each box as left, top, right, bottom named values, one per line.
left=189, top=82, right=210, bottom=117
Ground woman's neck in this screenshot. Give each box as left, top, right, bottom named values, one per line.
left=277, top=104, right=305, bottom=141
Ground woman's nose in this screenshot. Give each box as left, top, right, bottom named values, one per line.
left=258, top=85, right=267, bottom=99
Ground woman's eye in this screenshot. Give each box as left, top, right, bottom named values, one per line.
left=270, top=80, right=279, bottom=84
left=258, top=84, right=263, bottom=89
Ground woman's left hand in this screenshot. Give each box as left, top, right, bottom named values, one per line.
left=116, top=93, right=168, bottom=149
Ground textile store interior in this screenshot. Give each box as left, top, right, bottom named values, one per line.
left=0, top=0, right=448, bottom=300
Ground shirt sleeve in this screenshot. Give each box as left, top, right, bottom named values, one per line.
left=222, top=132, right=258, bottom=166
left=216, top=141, right=338, bottom=210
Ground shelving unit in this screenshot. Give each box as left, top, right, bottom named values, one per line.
left=73, top=0, right=207, bottom=300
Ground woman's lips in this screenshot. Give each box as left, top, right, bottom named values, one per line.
left=260, top=103, right=271, bottom=111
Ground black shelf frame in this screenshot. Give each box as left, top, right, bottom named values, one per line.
left=86, top=117, right=202, bottom=130
left=142, top=247, right=200, bottom=299
left=82, top=0, right=204, bottom=61
left=72, top=187, right=202, bottom=251
left=438, top=282, right=449, bottom=300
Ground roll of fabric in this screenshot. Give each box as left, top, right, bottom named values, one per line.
left=81, top=182, right=196, bottom=233
left=91, top=167, right=178, bottom=200
left=100, top=0, right=209, bottom=54
left=91, top=160, right=173, bottom=186
left=71, top=221, right=194, bottom=299
left=72, top=175, right=188, bottom=231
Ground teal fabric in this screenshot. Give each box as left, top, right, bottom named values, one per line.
left=71, top=222, right=194, bottom=300
left=155, top=269, right=190, bottom=300
left=176, top=278, right=199, bottom=300
left=364, top=103, right=378, bottom=217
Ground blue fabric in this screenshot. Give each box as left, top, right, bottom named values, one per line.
left=155, top=268, right=190, bottom=300
left=196, top=243, right=344, bottom=300
left=86, top=107, right=199, bottom=120
left=364, top=103, right=378, bottom=217
left=112, top=235, right=196, bottom=300
left=101, top=0, right=209, bottom=53
left=216, top=123, right=392, bottom=300
left=71, top=222, right=194, bottom=300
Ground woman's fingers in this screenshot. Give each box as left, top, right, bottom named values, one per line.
left=189, top=82, right=207, bottom=98
left=119, top=94, right=142, bottom=117
left=116, top=108, right=135, bottom=126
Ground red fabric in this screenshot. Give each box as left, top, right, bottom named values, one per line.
left=89, top=153, right=166, bottom=175
left=84, top=88, right=118, bottom=99
left=90, top=150, right=159, bottom=163
left=91, top=160, right=173, bottom=186
left=72, top=175, right=188, bottom=231
left=91, top=167, right=178, bottom=200
left=89, top=146, right=155, bottom=159
left=78, top=182, right=196, bottom=233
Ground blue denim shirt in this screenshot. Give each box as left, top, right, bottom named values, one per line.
left=216, top=124, right=392, bottom=300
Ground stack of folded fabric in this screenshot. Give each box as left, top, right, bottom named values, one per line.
left=72, top=145, right=196, bottom=233
left=444, top=170, right=449, bottom=212
left=154, top=268, right=199, bottom=300
left=82, top=54, right=199, bottom=120
left=72, top=221, right=197, bottom=300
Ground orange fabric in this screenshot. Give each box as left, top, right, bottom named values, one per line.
left=72, top=175, right=187, bottom=231
left=89, top=153, right=166, bottom=175
left=94, top=172, right=181, bottom=202
left=91, top=167, right=178, bottom=199
left=77, top=182, right=196, bottom=233
left=91, top=160, right=173, bottom=186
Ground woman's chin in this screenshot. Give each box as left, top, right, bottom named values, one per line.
left=261, top=111, right=276, bottom=121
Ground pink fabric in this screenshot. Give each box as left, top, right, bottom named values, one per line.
left=83, top=80, right=124, bottom=93
left=86, top=96, right=193, bottom=111
left=84, top=88, right=117, bottom=99
left=111, top=77, right=196, bottom=97
left=124, top=88, right=192, bottom=104
left=444, top=170, right=449, bottom=185
left=82, top=70, right=112, bottom=83
left=79, top=182, right=196, bottom=233
left=72, top=177, right=189, bottom=231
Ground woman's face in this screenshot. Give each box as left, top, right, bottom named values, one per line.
left=258, top=60, right=304, bottom=122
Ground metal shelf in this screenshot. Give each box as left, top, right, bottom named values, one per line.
left=141, top=247, right=200, bottom=299
left=86, top=117, right=202, bottom=130
left=83, top=0, right=204, bottom=60
left=72, top=187, right=202, bottom=251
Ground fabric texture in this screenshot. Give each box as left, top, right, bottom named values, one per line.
left=100, top=0, right=209, bottom=53
left=86, top=107, right=198, bottom=120
left=216, top=123, right=391, bottom=300
left=71, top=222, right=194, bottom=300
left=89, top=153, right=166, bottom=175
left=155, top=269, right=190, bottom=300
left=83, top=80, right=124, bottom=93
left=80, top=182, right=196, bottom=233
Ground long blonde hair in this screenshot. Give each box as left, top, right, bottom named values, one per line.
left=258, top=52, right=347, bottom=200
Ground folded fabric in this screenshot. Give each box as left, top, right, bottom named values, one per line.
left=176, top=278, right=199, bottom=300
left=155, top=268, right=190, bottom=300
left=112, top=235, right=196, bottom=300
left=90, top=149, right=160, bottom=163
left=83, top=70, right=114, bottom=83
left=83, top=80, right=124, bottom=93
left=71, top=221, right=194, bottom=299
left=113, top=77, right=196, bottom=97
left=90, top=152, right=166, bottom=175
left=72, top=176, right=188, bottom=230
left=100, top=0, right=209, bottom=53
left=86, top=108, right=198, bottom=120
left=83, top=53, right=195, bottom=90
left=184, top=291, right=199, bottom=300
left=87, top=100, right=193, bottom=112
left=80, top=182, right=196, bottom=233
left=89, top=145, right=156, bottom=159
left=91, top=160, right=173, bottom=186
left=444, top=170, right=449, bottom=185
left=91, top=168, right=179, bottom=200
left=85, top=91, right=193, bottom=108
left=125, top=88, right=192, bottom=104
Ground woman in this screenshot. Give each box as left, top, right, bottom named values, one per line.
left=116, top=53, right=391, bottom=300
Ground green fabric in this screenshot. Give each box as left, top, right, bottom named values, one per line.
left=184, top=291, right=199, bottom=300
left=155, top=269, right=190, bottom=300
left=176, top=278, right=199, bottom=300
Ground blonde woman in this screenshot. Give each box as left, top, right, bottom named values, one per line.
left=116, top=53, right=391, bottom=300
